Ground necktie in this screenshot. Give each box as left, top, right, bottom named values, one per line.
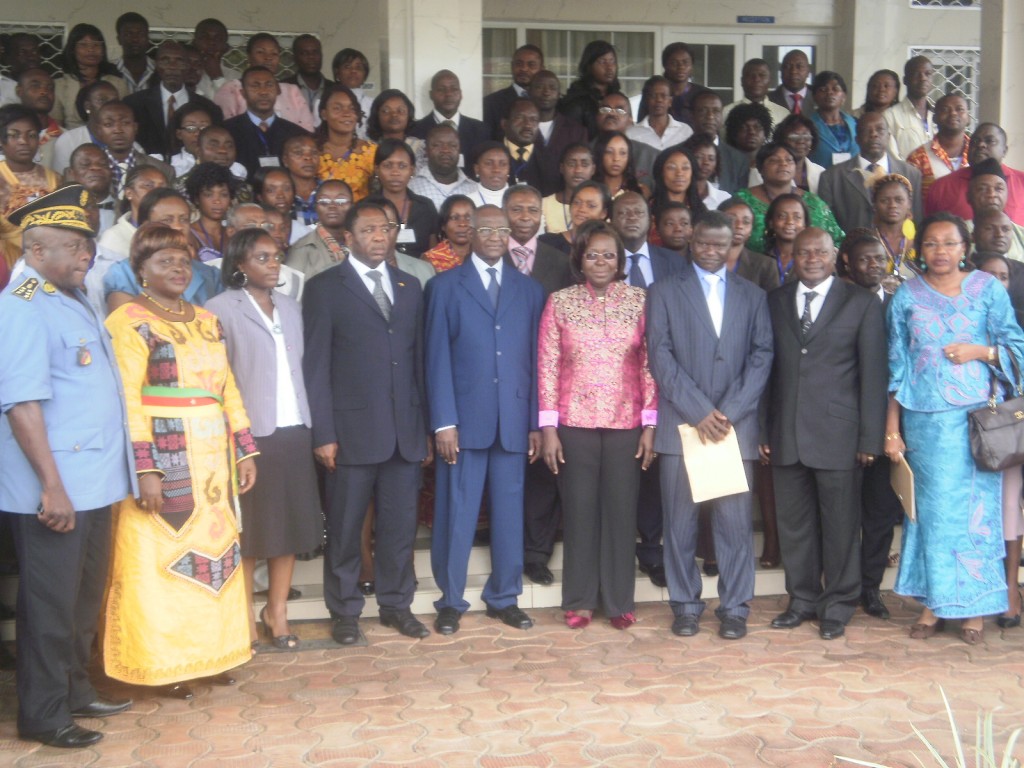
left=511, top=246, right=531, bottom=274
left=258, top=120, right=269, bottom=133
left=443, top=119, right=456, bottom=130
left=366, top=270, right=391, bottom=321
left=628, top=253, right=647, bottom=289
left=800, top=290, right=817, bottom=337
left=166, top=94, right=176, bottom=126
left=705, top=273, right=723, bottom=336
left=486, top=267, right=499, bottom=309
left=516, top=146, right=526, bottom=163
left=791, top=93, right=802, bottom=115
left=867, top=162, right=878, bottom=172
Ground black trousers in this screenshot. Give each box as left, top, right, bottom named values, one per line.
left=773, top=463, right=862, bottom=624
left=557, top=426, right=641, bottom=616
left=7, top=507, right=111, bottom=734
left=323, top=451, right=420, bottom=618
left=523, top=457, right=561, bottom=566
left=860, top=456, right=903, bottom=591
left=635, top=460, right=664, bottom=569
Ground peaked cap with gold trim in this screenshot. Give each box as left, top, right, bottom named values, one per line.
left=6, top=184, right=97, bottom=237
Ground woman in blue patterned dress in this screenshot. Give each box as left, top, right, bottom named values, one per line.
left=885, top=212, right=1024, bottom=644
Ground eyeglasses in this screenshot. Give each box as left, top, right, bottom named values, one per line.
left=250, top=252, right=285, bottom=264
left=179, top=124, right=211, bottom=134
left=583, top=251, right=617, bottom=262
left=316, top=197, right=351, bottom=206
left=598, top=106, right=628, bottom=116
left=784, top=132, right=814, bottom=143
left=921, top=240, right=964, bottom=251
left=476, top=226, right=511, bottom=238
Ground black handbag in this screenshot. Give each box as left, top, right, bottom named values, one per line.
left=968, top=353, right=1024, bottom=471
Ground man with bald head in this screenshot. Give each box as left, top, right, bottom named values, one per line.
left=408, top=122, right=478, bottom=209
left=906, top=93, right=970, bottom=196
left=409, top=70, right=490, bottom=174
left=123, top=40, right=222, bottom=159
left=926, top=122, right=1024, bottom=224
left=764, top=227, right=888, bottom=640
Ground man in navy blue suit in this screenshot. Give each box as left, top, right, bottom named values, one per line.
left=424, top=205, right=546, bottom=635
left=303, top=200, right=431, bottom=645
left=612, top=191, right=685, bottom=589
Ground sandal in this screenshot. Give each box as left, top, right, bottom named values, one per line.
left=887, top=551, right=900, bottom=568
left=909, top=618, right=945, bottom=639
left=961, top=626, right=984, bottom=645
left=260, top=606, right=300, bottom=650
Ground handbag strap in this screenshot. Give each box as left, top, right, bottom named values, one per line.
left=988, top=347, right=1024, bottom=406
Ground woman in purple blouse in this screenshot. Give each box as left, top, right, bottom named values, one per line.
left=538, top=219, right=657, bottom=631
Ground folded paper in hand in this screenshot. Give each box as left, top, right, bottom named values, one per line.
left=890, top=457, right=916, bottom=523
left=678, top=424, right=748, bottom=503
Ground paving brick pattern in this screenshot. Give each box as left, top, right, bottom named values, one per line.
left=1, top=593, right=1021, bottom=767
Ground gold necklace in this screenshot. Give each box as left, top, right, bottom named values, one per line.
left=142, top=292, right=188, bottom=316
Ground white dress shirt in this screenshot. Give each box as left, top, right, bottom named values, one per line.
left=471, top=253, right=503, bottom=287
left=160, top=84, right=189, bottom=127
left=627, top=115, right=694, bottom=151
left=349, top=256, right=395, bottom=304
left=243, top=289, right=304, bottom=427
left=795, top=275, right=834, bottom=323
left=624, top=242, right=654, bottom=287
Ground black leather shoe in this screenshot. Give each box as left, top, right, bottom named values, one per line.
left=331, top=616, right=361, bottom=645
left=71, top=698, right=132, bottom=718
left=719, top=616, right=747, bottom=640
left=358, top=581, right=375, bottom=596
left=206, top=672, right=236, bottom=686
left=162, top=683, right=194, bottom=700
left=702, top=561, right=719, bottom=577
left=486, top=604, right=533, bottom=629
left=819, top=620, right=846, bottom=640
left=380, top=609, right=430, bottom=638
left=21, top=723, right=103, bottom=748
left=861, top=589, right=890, bottom=619
left=639, top=563, right=667, bottom=588
left=523, top=562, right=554, bottom=586
left=671, top=614, right=700, bottom=637
left=434, top=607, right=461, bottom=635
left=771, top=609, right=814, bottom=629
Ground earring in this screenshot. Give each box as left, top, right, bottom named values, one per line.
left=141, top=278, right=149, bottom=288
left=959, top=259, right=966, bottom=269
left=232, top=271, right=248, bottom=287
left=920, top=263, right=927, bottom=272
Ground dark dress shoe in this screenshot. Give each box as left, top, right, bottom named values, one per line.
left=162, top=683, right=194, bottom=700
left=380, top=610, right=430, bottom=638
left=71, top=698, right=132, bottom=718
left=206, top=672, right=236, bottom=686
left=523, top=562, right=554, bottom=586
left=771, top=609, right=813, bottom=629
left=639, top=563, right=668, bottom=588
left=996, top=613, right=1022, bottom=629
left=22, top=723, right=103, bottom=748
left=358, top=581, right=375, bottom=596
left=434, top=607, right=461, bottom=635
left=719, top=616, right=747, bottom=640
left=861, top=589, right=890, bottom=619
left=486, top=604, right=533, bottom=629
left=702, top=561, right=719, bottom=577
left=819, top=620, right=846, bottom=640
left=331, top=616, right=361, bottom=645
left=671, top=614, right=700, bottom=636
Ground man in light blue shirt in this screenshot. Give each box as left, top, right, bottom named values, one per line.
left=0, top=186, right=136, bottom=748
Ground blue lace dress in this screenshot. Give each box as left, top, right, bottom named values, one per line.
left=888, top=270, right=1024, bottom=618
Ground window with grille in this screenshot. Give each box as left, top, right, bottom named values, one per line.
left=909, top=1, right=979, bottom=7
left=909, top=46, right=980, bottom=124
left=0, top=23, right=66, bottom=77
left=151, top=28, right=301, bottom=80
left=483, top=26, right=655, bottom=100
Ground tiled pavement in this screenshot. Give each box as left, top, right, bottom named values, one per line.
left=1, top=593, right=1022, bottom=768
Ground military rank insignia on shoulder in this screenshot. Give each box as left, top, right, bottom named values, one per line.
left=12, top=277, right=39, bottom=301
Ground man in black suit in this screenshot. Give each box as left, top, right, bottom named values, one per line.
left=303, top=200, right=431, bottom=645
left=501, top=98, right=541, bottom=186
left=841, top=231, right=904, bottom=620
left=483, top=44, right=543, bottom=140
left=691, top=90, right=749, bottom=194
left=224, top=66, right=309, bottom=181
left=123, top=41, right=222, bottom=160
left=612, top=191, right=685, bottom=588
left=526, top=70, right=589, bottom=196
left=818, top=111, right=923, bottom=233
left=647, top=211, right=774, bottom=640
left=767, top=50, right=811, bottom=115
left=408, top=70, right=490, bottom=175
left=279, top=35, right=333, bottom=116
left=503, top=184, right=574, bottom=586
left=763, top=227, right=888, bottom=640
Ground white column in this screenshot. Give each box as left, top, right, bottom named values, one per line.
left=980, top=0, right=1024, bottom=167
left=382, top=0, right=484, bottom=120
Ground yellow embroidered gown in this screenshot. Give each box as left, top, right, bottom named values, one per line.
left=103, top=303, right=258, bottom=685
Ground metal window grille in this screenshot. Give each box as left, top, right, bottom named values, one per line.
left=149, top=28, right=300, bottom=80
left=0, top=22, right=66, bottom=77
left=910, top=46, right=980, bottom=124
left=909, top=1, right=979, bottom=8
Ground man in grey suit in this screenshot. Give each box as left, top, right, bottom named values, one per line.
left=763, top=227, right=888, bottom=640
left=303, top=200, right=432, bottom=645
left=647, top=211, right=774, bottom=640
left=691, top=90, right=749, bottom=194
left=818, top=111, right=923, bottom=234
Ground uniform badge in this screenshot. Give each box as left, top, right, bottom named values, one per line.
left=79, top=189, right=90, bottom=207
left=42, top=281, right=57, bottom=294
left=77, top=346, right=92, bottom=366
left=12, top=277, right=38, bottom=301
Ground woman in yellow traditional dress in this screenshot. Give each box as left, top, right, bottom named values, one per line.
left=316, top=83, right=376, bottom=201
left=104, top=223, right=259, bottom=699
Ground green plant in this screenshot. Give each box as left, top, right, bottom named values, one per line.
left=835, top=687, right=1022, bottom=768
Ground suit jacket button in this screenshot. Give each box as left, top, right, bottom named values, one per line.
left=392, top=361, right=398, bottom=366
left=497, top=351, right=502, bottom=356
left=495, top=325, right=501, bottom=330
left=493, top=378, right=498, bottom=383
left=388, top=329, right=394, bottom=334
left=801, top=348, right=808, bottom=355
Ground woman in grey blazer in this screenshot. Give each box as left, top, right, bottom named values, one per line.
left=206, top=228, right=323, bottom=650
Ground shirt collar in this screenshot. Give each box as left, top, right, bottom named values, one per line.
left=797, top=275, right=834, bottom=299
left=160, top=83, right=189, bottom=105
left=626, top=242, right=651, bottom=259
left=692, top=260, right=727, bottom=282
left=513, top=83, right=527, bottom=97
left=433, top=109, right=460, bottom=127
left=471, top=254, right=503, bottom=281
left=349, top=255, right=387, bottom=280
left=857, top=153, right=889, bottom=172
left=510, top=235, right=538, bottom=253
left=247, top=111, right=276, bottom=129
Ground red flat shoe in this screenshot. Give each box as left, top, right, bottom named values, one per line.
left=565, top=610, right=591, bottom=629
left=610, top=612, right=636, bottom=630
